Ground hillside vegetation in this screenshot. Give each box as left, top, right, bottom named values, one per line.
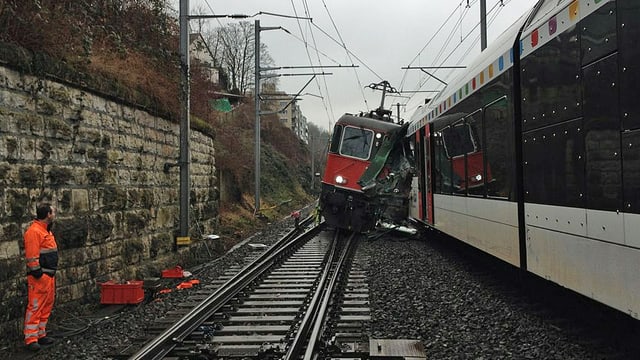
left=0, top=0, right=316, bottom=235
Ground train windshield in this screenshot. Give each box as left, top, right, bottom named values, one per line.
left=340, top=126, right=374, bottom=160
left=442, top=123, right=477, bottom=158
left=329, top=125, right=343, bottom=153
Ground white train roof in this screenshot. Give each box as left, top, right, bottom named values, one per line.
left=407, top=0, right=612, bottom=136
left=407, top=9, right=530, bottom=136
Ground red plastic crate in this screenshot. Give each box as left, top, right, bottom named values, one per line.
left=100, top=280, right=144, bottom=304
left=161, top=265, right=184, bottom=278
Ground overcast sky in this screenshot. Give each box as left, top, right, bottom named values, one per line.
left=176, top=0, right=533, bottom=131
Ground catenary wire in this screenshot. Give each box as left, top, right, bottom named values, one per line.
left=405, top=0, right=509, bottom=110
left=399, top=1, right=471, bottom=92
left=303, top=0, right=336, bottom=128
left=318, top=0, right=373, bottom=113
left=292, top=0, right=336, bottom=129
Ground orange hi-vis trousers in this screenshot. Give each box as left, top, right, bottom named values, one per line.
left=24, top=274, right=55, bottom=345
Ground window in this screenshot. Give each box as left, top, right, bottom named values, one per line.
left=433, top=131, right=451, bottom=194
left=484, top=97, right=514, bottom=199
left=340, top=126, right=374, bottom=160
left=329, top=125, right=342, bottom=153
left=463, top=110, right=485, bottom=197
left=442, top=123, right=476, bottom=158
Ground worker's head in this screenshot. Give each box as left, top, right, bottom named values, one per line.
left=36, top=203, right=56, bottom=223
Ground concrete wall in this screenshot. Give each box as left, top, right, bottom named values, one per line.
left=0, top=65, right=219, bottom=337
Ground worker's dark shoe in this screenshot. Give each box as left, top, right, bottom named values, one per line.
left=38, top=337, right=55, bottom=346
left=25, top=342, right=41, bottom=352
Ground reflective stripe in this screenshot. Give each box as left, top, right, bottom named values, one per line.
left=27, top=257, right=39, bottom=262
left=42, top=268, right=55, bottom=274
left=28, top=265, right=42, bottom=271
left=40, top=248, right=58, bottom=254
left=24, top=324, right=39, bottom=330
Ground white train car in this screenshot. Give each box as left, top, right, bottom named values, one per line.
left=408, top=0, right=640, bottom=319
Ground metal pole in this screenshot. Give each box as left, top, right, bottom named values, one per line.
left=179, top=0, right=190, bottom=238
left=310, top=134, right=314, bottom=191
left=480, top=0, right=487, bottom=51
left=254, top=19, right=261, bottom=214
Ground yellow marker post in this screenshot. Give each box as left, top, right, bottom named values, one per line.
left=176, top=236, right=191, bottom=246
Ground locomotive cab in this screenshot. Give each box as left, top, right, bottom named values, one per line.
left=320, top=114, right=413, bottom=232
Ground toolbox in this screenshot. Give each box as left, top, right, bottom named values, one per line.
left=161, top=265, right=185, bottom=278
left=100, top=280, right=145, bottom=304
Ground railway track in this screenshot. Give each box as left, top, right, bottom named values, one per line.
left=118, top=217, right=426, bottom=360
left=123, top=218, right=392, bottom=360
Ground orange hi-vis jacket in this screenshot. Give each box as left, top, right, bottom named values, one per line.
left=25, top=221, right=58, bottom=277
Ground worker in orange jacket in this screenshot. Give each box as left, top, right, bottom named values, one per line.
left=23, top=203, right=58, bottom=352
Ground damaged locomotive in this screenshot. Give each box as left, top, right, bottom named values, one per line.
left=319, top=81, right=414, bottom=232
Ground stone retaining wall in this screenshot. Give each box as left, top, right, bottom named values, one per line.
left=0, top=64, right=219, bottom=338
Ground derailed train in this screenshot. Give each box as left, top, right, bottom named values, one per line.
left=407, top=0, right=640, bottom=320
left=320, top=0, right=640, bottom=320
left=319, top=107, right=414, bottom=233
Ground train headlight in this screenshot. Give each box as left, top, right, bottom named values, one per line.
left=475, top=174, right=482, bottom=181
left=335, top=175, right=347, bottom=184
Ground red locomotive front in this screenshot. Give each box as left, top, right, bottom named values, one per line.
left=320, top=113, right=412, bottom=232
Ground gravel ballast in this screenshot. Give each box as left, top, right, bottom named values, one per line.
left=4, top=222, right=637, bottom=359
left=359, top=233, right=637, bottom=360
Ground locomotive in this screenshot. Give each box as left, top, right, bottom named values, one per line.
left=408, top=0, right=640, bottom=320
left=319, top=82, right=414, bottom=232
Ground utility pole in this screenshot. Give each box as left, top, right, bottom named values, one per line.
left=480, top=0, right=487, bottom=51
left=178, top=0, right=190, bottom=241
left=176, top=5, right=249, bottom=243
left=310, top=133, right=314, bottom=191
left=254, top=19, right=261, bottom=214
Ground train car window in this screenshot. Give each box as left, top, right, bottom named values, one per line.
left=329, top=125, right=342, bottom=153
left=583, top=53, right=622, bottom=211
left=442, top=123, right=476, bottom=158
left=523, top=118, right=585, bottom=207
left=521, top=24, right=581, bottom=132
left=619, top=1, right=640, bottom=131
left=433, top=131, right=452, bottom=194
left=443, top=121, right=477, bottom=195
left=464, top=110, right=486, bottom=197
left=340, top=126, right=374, bottom=160
left=622, top=130, right=640, bottom=214
left=484, top=97, right=514, bottom=200
left=581, top=2, right=616, bottom=67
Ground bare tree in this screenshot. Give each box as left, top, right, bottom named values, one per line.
left=191, top=4, right=208, bottom=34
left=207, top=21, right=276, bottom=95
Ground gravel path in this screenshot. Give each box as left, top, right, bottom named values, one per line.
left=3, top=221, right=636, bottom=359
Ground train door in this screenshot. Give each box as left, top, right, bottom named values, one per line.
left=409, top=132, right=421, bottom=220
left=410, top=125, right=432, bottom=223
left=423, top=125, right=433, bottom=223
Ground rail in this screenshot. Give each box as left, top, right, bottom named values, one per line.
left=284, top=229, right=356, bottom=360
left=129, top=218, right=323, bottom=360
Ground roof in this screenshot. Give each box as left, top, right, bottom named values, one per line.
left=408, top=0, right=614, bottom=136
left=336, top=114, right=402, bottom=134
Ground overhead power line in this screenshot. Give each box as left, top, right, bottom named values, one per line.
left=403, top=0, right=510, bottom=113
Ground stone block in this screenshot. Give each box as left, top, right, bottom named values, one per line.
left=156, top=206, right=177, bottom=228
left=0, top=240, right=19, bottom=259
left=72, top=189, right=89, bottom=213
left=3, top=91, right=31, bottom=111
